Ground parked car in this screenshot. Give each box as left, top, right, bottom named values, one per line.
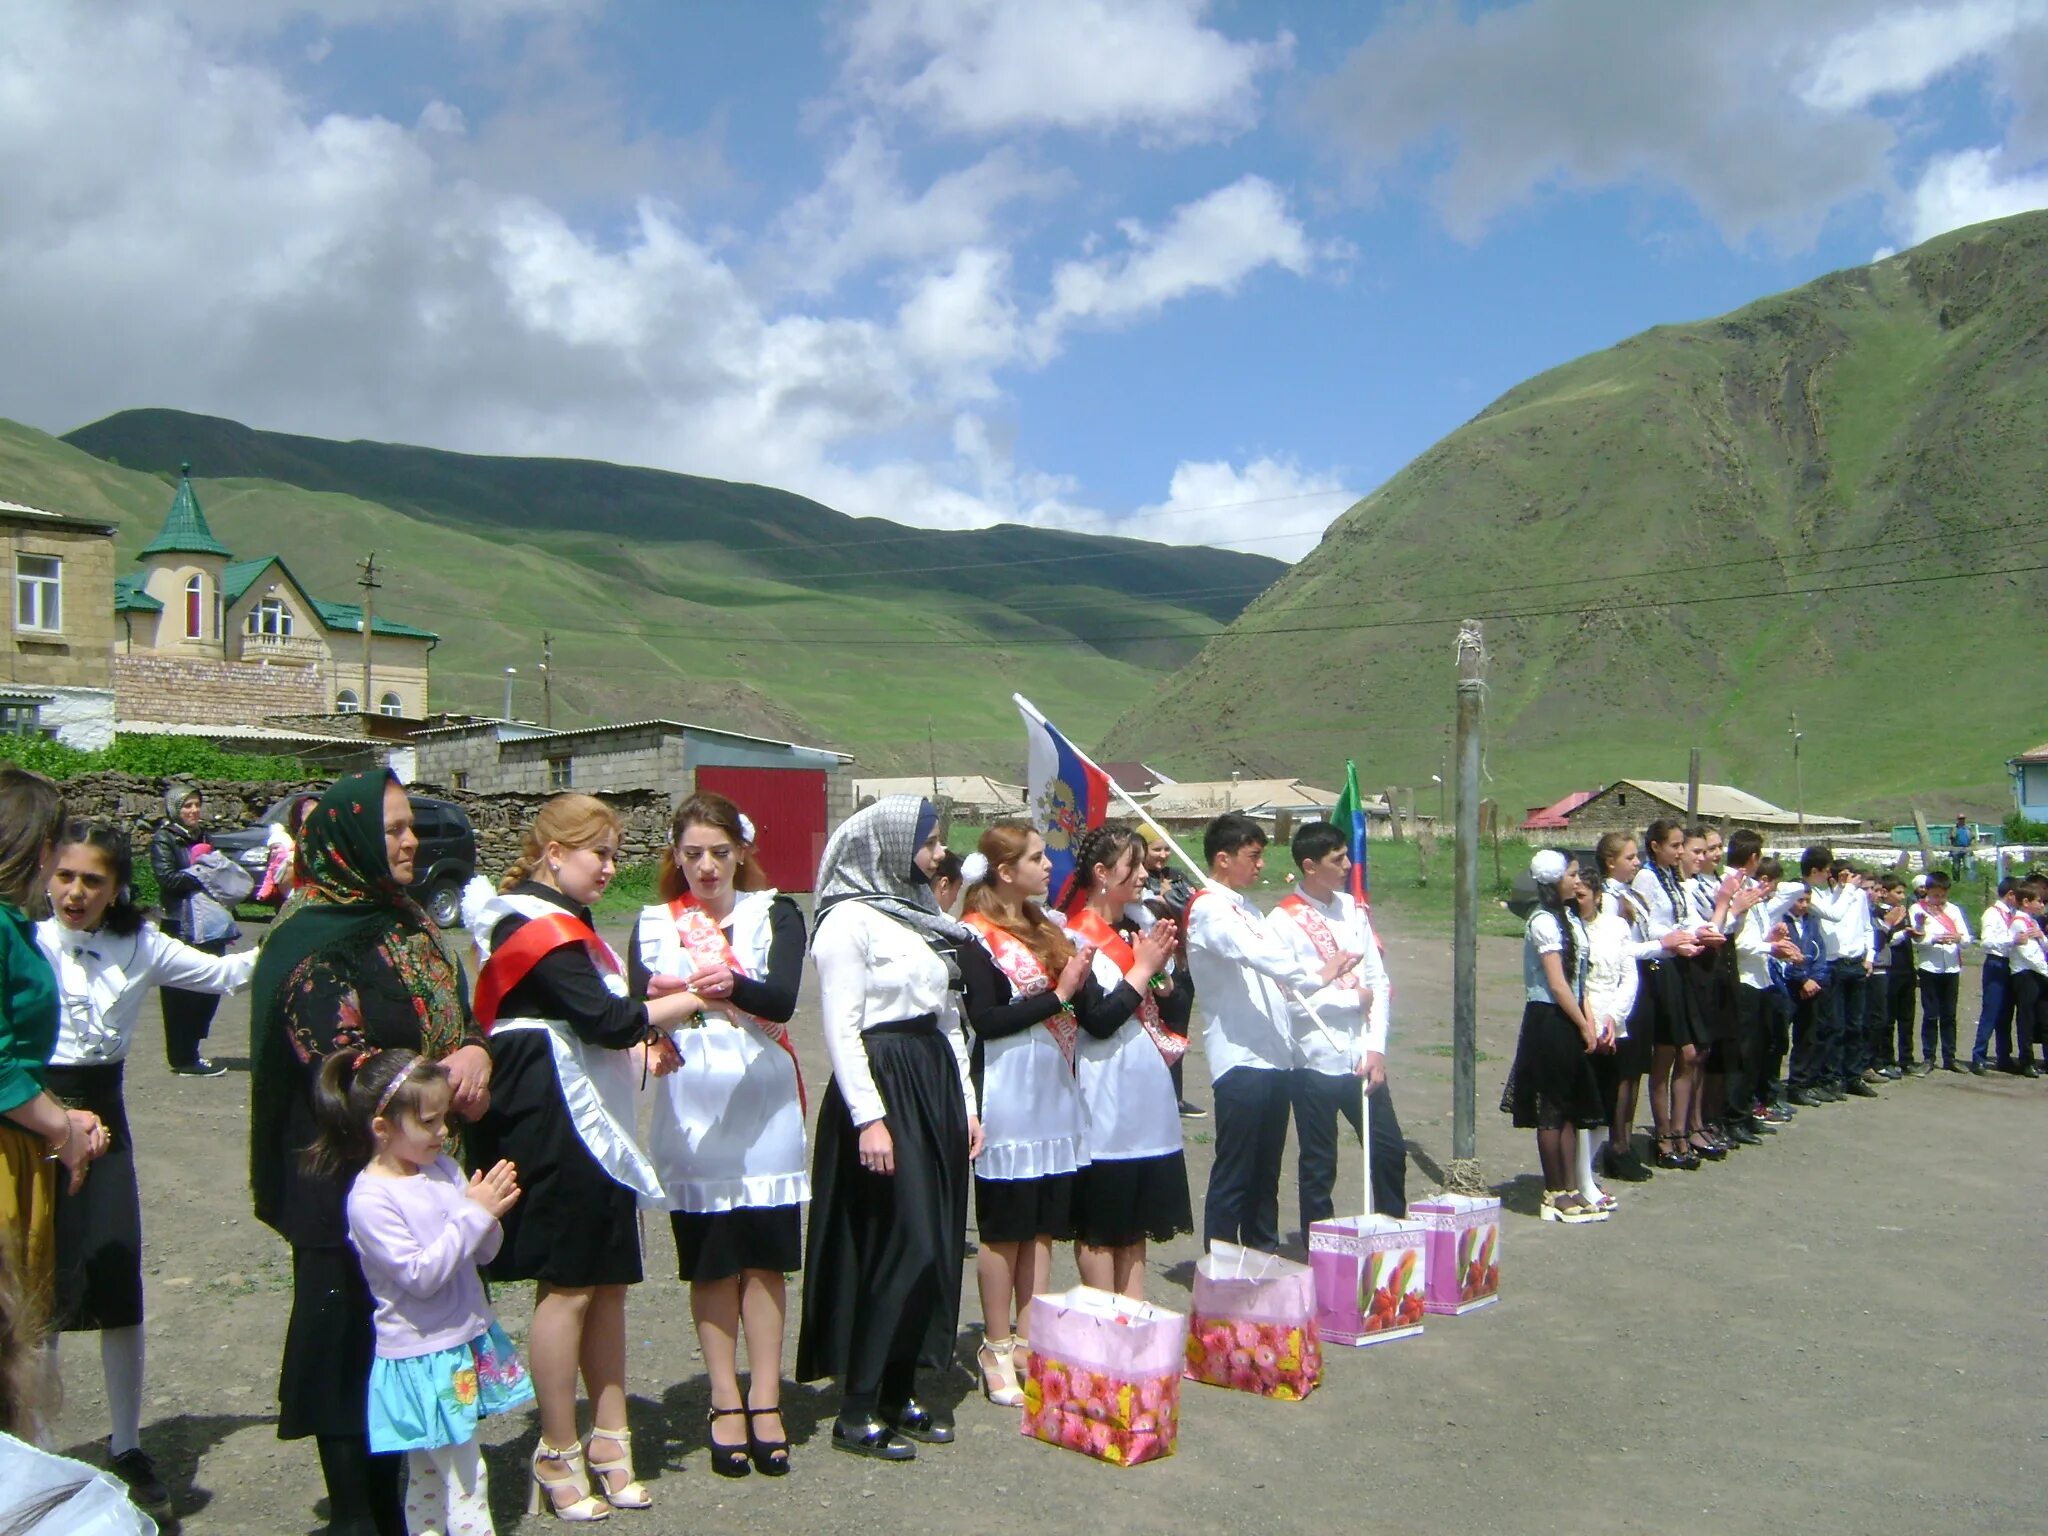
left=210, top=792, right=478, bottom=927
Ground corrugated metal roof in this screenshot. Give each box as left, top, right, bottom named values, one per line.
left=484, top=717, right=853, bottom=761
left=1600, top=779, right=1859, bottom=828
left=1143, top=778, right=1342, bottom=816
left=118, top=720, right=368, bottom=745
left=113, top=573, right=163, bottom=613
left=0, top=497, right=117, bottom=535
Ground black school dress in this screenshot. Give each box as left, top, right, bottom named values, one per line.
left=469, top=883, right=654, bottom=1288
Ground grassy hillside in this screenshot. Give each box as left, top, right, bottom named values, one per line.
left=0, top=421, right=1223, bottom=770
left=1103, top=210, right=2048, bottom=823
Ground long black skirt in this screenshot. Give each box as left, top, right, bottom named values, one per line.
left=277, top=1244, right=375, bottom=1441
left=1500, top=1002, right=1609, bottom=1130
left=795, top=1020, right=968, bottom=1399
left=45, top=1063, right=143, bottom=1332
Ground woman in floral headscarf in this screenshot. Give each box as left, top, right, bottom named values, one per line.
left=249, top=770, right=487, bottom=1536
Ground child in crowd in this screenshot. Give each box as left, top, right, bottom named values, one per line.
left=1783, top=891, right=1834, bottom=1106
left=311, top=1048, right=534, bottom=1536
left=2002, top=878, right=2046, bottom=1077
left=1971, top=879, right=2020, bottom=1074
left=1911, top=872, right=1972, bottom=1071
left=1874, top=876, right=1918, bottom=1075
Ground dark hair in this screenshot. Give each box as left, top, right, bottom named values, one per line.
left=51, top=820, right=148, bottom=937
left=1997, top=877, right=2018, bottom=898
left=0, top=768, right=63, bottom=913
left=962, top=821, right=1074, bottom=975
left=932, top=849, right=964, bottom=884
left=1643, top=818, right=1685, bottom=859
left=1292, top=821, right=1347, bottom=867
left=660, top=791, right=768, bottom=902
left=1685, top=824, right=1710, bottom=842
left=1800, top=845, right=1834, bottom=876
left=1830, top=860, right=1855, bottom=879
left=1070, top=822, right=1147, bottom=910
left=1727, top=829, right=1763, bottom=869
left=2022, top=878, right=2048, bottom=904
left=305, top=1048, right=451, bottom=1177
left=1755, top=856, right=1784, bottom=883
left=1533, top=854, right=1579, bottom=994
left=1925, top=870, right=1951, bottom=889
left=1203, top=813, right=1267, bottom=865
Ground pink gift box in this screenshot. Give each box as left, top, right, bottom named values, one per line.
left=1307, top=1214, right=1428, bottom=1346
left=1411, top=1193, right=1502, bottom=1316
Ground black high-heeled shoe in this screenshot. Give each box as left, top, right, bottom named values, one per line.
left=745, top=1406, right=790, bottom=1477
left=707, top=1406, right=751, bottom=1478
left=1655, top=1134, right=1699, bottom=1170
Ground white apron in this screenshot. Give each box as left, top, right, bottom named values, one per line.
left=963, top=914, right=1090, bottom=1181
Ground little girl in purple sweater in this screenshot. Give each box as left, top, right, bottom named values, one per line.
left=310, top=1047, right=535, bottom=1536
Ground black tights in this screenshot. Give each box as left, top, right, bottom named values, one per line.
left=315, top=1433, right=405, bottom=1536
left=1536, top=1124, right=1574, bottom=1190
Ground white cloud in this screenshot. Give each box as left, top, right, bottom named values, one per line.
left=896, top=248, right=1020, bottom=395
left=1012, top=455, right=1355, bottom=560
left=1897, top=146, right=2048, bottom=243
left=1800, top=0, right=2048, bottom=110
left=1029, top=175, right=1320, bottom=361
left=842, top=0, right=1290, bottom=143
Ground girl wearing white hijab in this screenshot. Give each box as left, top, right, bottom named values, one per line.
left=794, top=797, right=984, bottom=1463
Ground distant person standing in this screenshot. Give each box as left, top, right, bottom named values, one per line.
left=1951, top=817, right=1974, bottom=879
left=148, top=781, right=231, bottom=1076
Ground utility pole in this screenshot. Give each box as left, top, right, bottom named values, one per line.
left=1451, top=618, right=1485, bottom=1190
left=540, top=632, right=554, bottom=729
left=356, top=553, right=380, bottom=711
left=502, top=667, right=517, bottom=722
left=1686, top=747, right=1701, bottom=819
left=1790, top=713, right=1805, bottom=838
left=927, top=716, right=940, bottom=803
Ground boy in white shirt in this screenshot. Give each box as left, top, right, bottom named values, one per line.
left=2003, top=878, right=2046, bottom=1077
left=1910, top=871, right=1972, bottom=1071
left=1970, top=880, right=2021, bottom=1074
left=1268, top=822, right=1405, bottom=1230
left=1184, top=814, right=1357, bottom=1253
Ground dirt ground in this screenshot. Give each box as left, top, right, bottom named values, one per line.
left=46, top=910, right=2047, bottom=1536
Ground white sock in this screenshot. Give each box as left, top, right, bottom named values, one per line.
left=1576, top=1129, right=1607, bottom=1204
left=102, top=1326, right=145, bottom=1456
left=407, top=1438, right=489, bottom=1536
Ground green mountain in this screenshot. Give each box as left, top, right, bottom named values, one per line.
left=1103, top=210, right=2048, bottom=824
left=11, top=414, right=1284, bottom=772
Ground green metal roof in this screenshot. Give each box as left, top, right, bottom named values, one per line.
left=138, top=464, right=234, bottom=560
left=311, top=599, right=438, bottom=642
left=112, top=573, right=162, bottom=613
left=221, top=556, right=281, bottom=604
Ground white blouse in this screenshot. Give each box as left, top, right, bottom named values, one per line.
left=36, top=919, right=256, bottom=1067
left=1582, top=909, right=1640, bottom=1034
left=811, top=900, right=974, bottom=1128
left=1072, top=949, right=1182, bottom=1162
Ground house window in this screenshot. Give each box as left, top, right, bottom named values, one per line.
left=14, top=556, right=60, bottom=633
left=377, top=692, right=403, bottom=718
left=547, top=757, right=573, bottom=790
left=1617, top=793, right=1627, bottom=808
left=246, top=598, right=292, bottom=637
left=184, top=575, right=203, bottom=638
left=336, top=689, right=361, bottom=713
left=452, top=771, right=469, bottom=791
left=0, top=702, right=44, bottom=734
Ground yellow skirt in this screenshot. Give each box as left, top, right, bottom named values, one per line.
left=0, top=1118, right=58, bottom=1330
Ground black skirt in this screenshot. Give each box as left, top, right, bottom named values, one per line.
left=671, top=1205, right=803, bottom=1283
left=1500, top=1001, right=1609, bottom=1130
left=277, top=1244, right=375, bottom=1441
left=1072, top=1153, right=1192, bottom=1249
left=795, top=1018, right=968, bottom=1396
left=471, top=1031, right=642, bottom=1288
left=1612, top=965, right=1657, bottom=1076
left=974, top=1169, right=1078, bottom=1245
left=1685, top=951, right=1739, bottom=1043
left=45, top=1063, right=143, bottom=1332
left=1648, top=955, right=1711, bottom=1049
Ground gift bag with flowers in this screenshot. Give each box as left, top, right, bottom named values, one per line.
left=1182, top=1241, right=1320, bottom=1400
left=1020, top=1286, right=1187, bottom=1467
left=1412, top=1193, right=1502, bottom=1315
left=1307, top=1213, right=1428, bottom=1346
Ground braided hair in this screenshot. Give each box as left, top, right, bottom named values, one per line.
left=1067, top=822, right=1146, bottom=916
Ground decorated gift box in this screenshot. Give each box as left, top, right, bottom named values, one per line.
left=1411, top=1192, right=1502, bottom=1315
left=1183, top=1241, right=1321, bottom=1400
left=1021, top=1285, right=1187, bottom=1467
left=1308, top=1213, right=1429, bottom=1346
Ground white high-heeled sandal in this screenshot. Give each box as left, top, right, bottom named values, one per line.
left=584, top=1426, right=652, bottom=1510
left=977, top=1334, right=1024, bottom=1407
left=527, top=1440, right=612, bottom=1522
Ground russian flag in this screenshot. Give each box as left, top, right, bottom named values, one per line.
left=1016, top=695, right=1112, bottom=911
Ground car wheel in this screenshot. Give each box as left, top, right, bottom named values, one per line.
left=425, top=881, right=462, bottom=928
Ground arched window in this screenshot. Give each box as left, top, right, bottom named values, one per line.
left=377, top=692, right=403, bottom=717
left=184, top=575, right=203, bottom=639
left=336, top=690, right=361, bottom=713
left=245, top=598, right=293, bottom=637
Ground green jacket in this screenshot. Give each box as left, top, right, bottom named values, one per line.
left=0, top=902, right=57, bottom=1115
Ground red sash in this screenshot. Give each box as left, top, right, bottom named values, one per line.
left=964, top=912, right=1077, bottom=1067
left=668, top=895, right=806, bottom=1114
left=1278, top=893, right=1374, bottom=1004
left=1068, top=907, right=1186, bottom=1065
left=473, top=911, right=619, bottom=1031
left=1920, top=903, right=1960, bottom=940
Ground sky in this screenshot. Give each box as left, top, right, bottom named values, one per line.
left=2, top=0, right=2045, bottom=561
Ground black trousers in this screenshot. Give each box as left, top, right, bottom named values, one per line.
left=1288, top=1068, right=1407, bottom=1232
left=1918, top=972, right=1961, bottom=1065
left=1203, top=1067, right=1292, bottom=1253
left=1886, top=962, right=1918, bottom=1067
left=2010, top=970, right=2044, bottom=1064
left=1731, top=985, right=1772, bottom=1116
left=160, top=937, right=229, bottom=1066
left=1788, top=986, right=1832, bottom=1089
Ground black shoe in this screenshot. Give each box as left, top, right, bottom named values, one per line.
left=1770, top=1098, right=1798, bottom=1117
left=1844, top=1078, right=1880, bottom=1098
left=1995, top=1059, right=2021, bottom=1075
left=2022, top=1064, right=2042, bottom=1079
left=707, top=1405, right=751, bottom=1477
left=1726, top=1121, right=1764, bottom=1146
left=1605, top=1148, right=1653, bottom=1182
left=1788, top=1087, right=1820, bottom=1107
left=831, top=1415, right=915, bottom=1461
left=1177, top=1100, right=1207, bottom=1119
left=1943, top=1060, right=1965, bottom=1073
left=108, top=1446, right=170, bottom=1512
left=744, top=1406, right=791, bottom=1476
left=168, top=1057, right=227, bottom=1077
left=1819, top=1083, right=1848, bottom=1101
left=882, top=1399, right=955, bottom=1444
left=1969, top=1061, right=1988, bottom=1076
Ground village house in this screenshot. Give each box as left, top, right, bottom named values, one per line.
left=1553, top=779, right=1862, bottom=840
left=1, top=496, right=120, bottom=747
left=110, top=465, right=436, bottom=729
left=853, top=774, right=1027, bottom=821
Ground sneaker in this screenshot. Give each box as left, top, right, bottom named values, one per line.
left=1862, top=1067, right=1887, bottom=1085
left=1177, top=1101, right=1207, bottom=1119
left=1881, top=1066, right=1904, bottom=1080
left=108, top=1446, right=170, bottom=1512
left=1769, top=1098, right=1798, bottom=1118
left=168, top=1058, right=227, bottom=1077
left=1755, top=1105, right=1792, bottom=1125
left=1913, top=1061, right=1936, bottom=1076
left=1969, top=1061, right=1988, bottom=1076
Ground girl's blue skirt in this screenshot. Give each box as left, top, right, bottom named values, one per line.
left=368, top=1321, right=534, bottom=1453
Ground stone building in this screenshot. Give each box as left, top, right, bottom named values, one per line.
left=111, top=466, right=435, bottom=727
left=1, top=496, right=119, bottom=747
left=1555, top=779, right=1862, bottom=841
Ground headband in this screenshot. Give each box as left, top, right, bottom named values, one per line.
left=373, top=1056, right=419, bottom=1120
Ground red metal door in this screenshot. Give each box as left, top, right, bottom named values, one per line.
left=693, top=767, right=827, bottom=893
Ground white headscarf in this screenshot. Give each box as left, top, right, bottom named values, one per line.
left=815, top=795, right=970, bottom=943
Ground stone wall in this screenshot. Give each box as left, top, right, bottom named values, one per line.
left=111, top=653, right=325, bottom=727
left=423, top=784, right=674, bottom=879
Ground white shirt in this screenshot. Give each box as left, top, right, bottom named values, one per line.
left=811, top=900, right=973, bottom=1128
left=1074, top=947, right=1183, bottom=1161
left=1185, top=886, right=1323, bottom=1082
left=1909, top=901, right=1972, bottom=974
left=1584, top=906, right=1641, bottom=1030
left=1630, top=865, right=1689, bottom=941
left=1734, top=902, right=1780, bottom=991
left=1805, top=880, right=1875, bottom=963
left=36, top=918, right=256, bottom=1066
left=1979, top=900, right=2016, bottom=962
left=1602, top=879, right=1667, bottom=963
left=2008, top=910, right=2048, bottom=977
left=1265, top=890, right=1390, bottom=1073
